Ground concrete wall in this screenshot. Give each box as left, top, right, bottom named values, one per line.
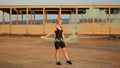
left=62, top=24, right=71, bottom=34
left=77, top=23, right=93, bottom=34
left=93, top=23, right=110, bottom=35
left=11, top=25, right=27, bottom=34
left=0, top=25, right=10, bottom=34
left=44, top=23, right=55, bottom=34
left=28, top=25, right=44, bottom=35
left=0, top=23, right=120, bottom=35
left=77, top=23, right=120, bottom=35
left=11, top=25, right=44, bottom=35
left=110, top=23, right=120, bottom=35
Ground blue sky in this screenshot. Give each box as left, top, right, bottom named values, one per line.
left=0, top=0, right=120, bottom=5
left=0, top=0, right=120, bottom=21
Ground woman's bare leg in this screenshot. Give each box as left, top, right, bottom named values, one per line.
left=61, top=48, right=70, bottom=61
left=55, top=49, right=60, bottom=62
left=62, top=48, right=72, bottom=64
left=55, top=49, right=62, bottom=65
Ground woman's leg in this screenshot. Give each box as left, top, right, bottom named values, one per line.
left=55, top=49, right=62, bottom=65
left=61, top=48, right=70, bottom=61
left=62, top=48, right=72, bottom=64
left=55, top=49, right=60, bottom=62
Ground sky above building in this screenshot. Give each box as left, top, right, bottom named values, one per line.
left=0, top=0, right=120, bottom=22
left=0, top=0, right=120, bottom=5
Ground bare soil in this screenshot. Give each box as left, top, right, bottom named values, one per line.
left=0, top=36, right=120, bottom=68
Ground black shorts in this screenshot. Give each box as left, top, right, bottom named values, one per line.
left=54, top=40, right=66, bottom=49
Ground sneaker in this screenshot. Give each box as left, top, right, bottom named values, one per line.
left=56, top=62, right=62, bottom=65
left=66, top=60, right=72, bottom=65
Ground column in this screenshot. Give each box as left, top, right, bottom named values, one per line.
left=76, top=8, right=78, bottom=24
left=43, top=8, right=46, bottom=34
left=108, top=8, right=111, bottom=35
left=16, top=11, right=18, bottom=24
left=26, top=8, right=28, bottom=34
left=10, top=8, right=12, bottom=34
left=26, top=8, right=28, bottom=24
left=30, top=10, right=32, bottom=24
left=108, top=8, right=111, bottom=22
left=43, top=9, right=47, bottom=23
left=58, top=8, right=61, bottom=19
left=34, top=13, right=35, bottom=24
left=22, top=14, right=23, bottom=24
left=2, top=11, right=5, bottom=24
left=70, top=11, right=74, bottom=23
left=76, top=8, right=78, bottom=35
left=45, top=11, right=47, bottom=23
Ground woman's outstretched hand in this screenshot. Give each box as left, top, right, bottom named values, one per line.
left=41, top=36, right=47, bottom=39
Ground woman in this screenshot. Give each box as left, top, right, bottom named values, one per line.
left=45, top=18, right=72, bottom=65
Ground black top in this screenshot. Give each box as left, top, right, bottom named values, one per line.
left=54, top=26, right=63, bottom=39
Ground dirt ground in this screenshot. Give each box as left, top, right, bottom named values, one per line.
left=0, top=36, right=120, bottom=68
